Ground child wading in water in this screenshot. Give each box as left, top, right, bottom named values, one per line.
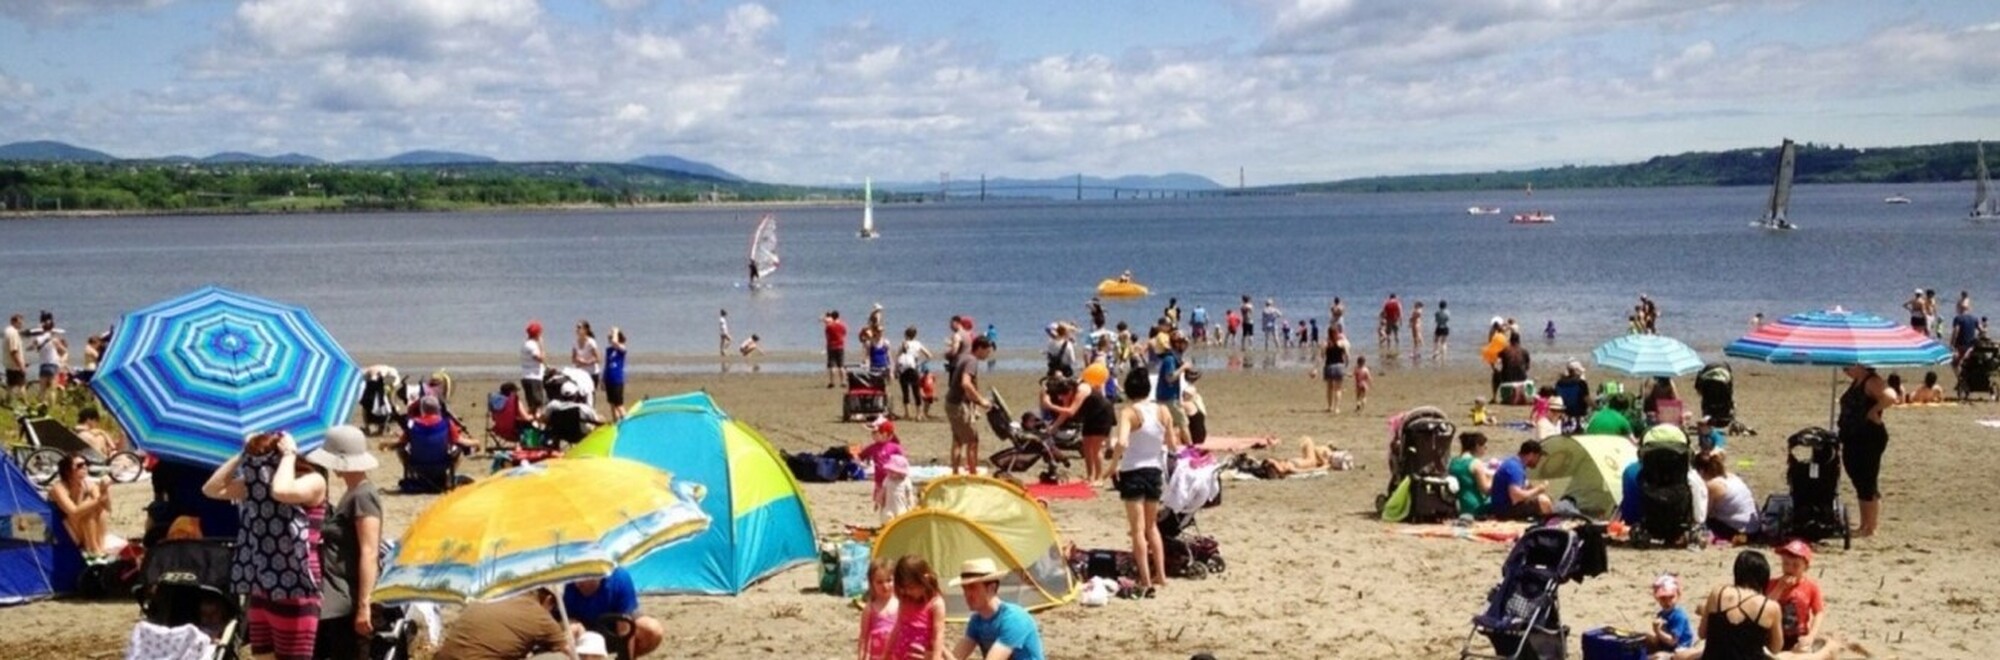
left=856, top=558, right=899, bottom=660
left=883, top=556, right=947, bottom=660
left=1352, top=356, right=1372, bottom=412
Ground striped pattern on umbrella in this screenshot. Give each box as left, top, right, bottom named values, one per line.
left=90, top=286, right=362, bottom=467
left=1723, top=307, right=1951, bottom=367
left=1591, top=334, right=1705, bottom=378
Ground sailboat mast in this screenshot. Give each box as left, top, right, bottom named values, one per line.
left=1975, top=142, right=1993, bottom=217
left=862, top=177, right=876, bottom=235
left=1767, top=139, right=1796, bottom=223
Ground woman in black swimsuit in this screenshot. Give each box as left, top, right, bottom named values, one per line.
left=1322, top=330, right=1349, bottom=414
left=1673, top=551, right=1858, bottom=660
left=1837, top=364, right=1897, bottom=537
left=1046, top=374, right=1117, bottom=485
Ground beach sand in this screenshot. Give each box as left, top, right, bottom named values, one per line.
left=4, top=351, right=1993, bottom=658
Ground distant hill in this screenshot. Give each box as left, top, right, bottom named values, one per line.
left=201, top=152, right=325, bottom=165
left=629, top=154, right=742, bottom=182
left=1287, top=141, right=1995, bottom=193
left=349, top=150, right=497, bottom=166
left=0, top=140, right=117, bottom=162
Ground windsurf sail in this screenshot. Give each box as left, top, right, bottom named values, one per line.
left=860, top=177, right=877, bottom=237
left=1975, top=142, right=1995, bottom=219
left=1760, top=138, right=1796, bottom=229
left=749, top=213, right=779, bottom=280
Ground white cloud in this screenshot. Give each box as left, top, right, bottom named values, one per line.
left=1248, top=0, right=1759, bottom=71
left=0, top=0, right=171, bottom=24
left=0, top=70, right=36, bottom=100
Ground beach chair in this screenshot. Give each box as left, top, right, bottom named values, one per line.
left=14, top=417, right=145, bottom=486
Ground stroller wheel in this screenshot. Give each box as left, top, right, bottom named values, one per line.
left=1206, top=557, right=1227, bottom=574
left=1183, top=561, right=1209, bottom=580
left=1838, top=503, right=1852, bottom=550
left=107, top=452, right=145, bottom=483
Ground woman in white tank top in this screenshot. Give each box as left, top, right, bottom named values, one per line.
left=1112, top=370, right=1177, bottom=597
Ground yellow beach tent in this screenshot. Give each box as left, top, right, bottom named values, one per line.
left=1531, top=434, right=1637, bottom=518
left=872, top=475, right=1077, bottom=621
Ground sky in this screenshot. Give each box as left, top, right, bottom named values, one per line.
left=1, top=0, right=1997, bottom=185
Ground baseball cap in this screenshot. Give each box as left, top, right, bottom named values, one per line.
left=1776, top=539, right=1814, bottom=563
left=1652, top=573, right=1680, bottom=598
left=868, top=418, right=896, bottom=436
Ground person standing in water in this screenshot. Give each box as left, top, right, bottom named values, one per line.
left=1432, top=300, right=1451, bottom=361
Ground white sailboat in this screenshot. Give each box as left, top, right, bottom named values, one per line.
left=747, top=213, right=779, bottom=289
left=858, top=177, right=878, bottom=238
left=1972, top=142, right=1996, bottom=223
left=1754, top=138, right=1798, bottom=231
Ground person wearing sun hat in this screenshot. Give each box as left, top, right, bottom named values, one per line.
left=1768, top=540, right=1827, bottom=651
left=305, top=425, right=384, bottom=658
left=949, top=558, right=1046, bottom=660
left=1645, top=573, right=1695, bottom=653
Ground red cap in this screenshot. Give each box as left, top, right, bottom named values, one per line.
left=868, top=418, right=896, bottom=436
left=1776, top=539, right=1814, bottom=563
left=526, top=320, right=543, bottom=338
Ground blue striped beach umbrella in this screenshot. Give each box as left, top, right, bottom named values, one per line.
left=1724, top=307, right=1951, bottom=367
left=1591, top=334, right=1705, bottom=378
left=90, top=286, right=362, bottom=467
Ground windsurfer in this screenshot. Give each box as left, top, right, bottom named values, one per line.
left=748, top=259, right=760, bottom=287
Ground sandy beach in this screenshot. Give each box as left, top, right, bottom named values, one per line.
left=4, top=351, right=1993, bottom=659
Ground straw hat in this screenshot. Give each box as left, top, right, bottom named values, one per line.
left=948, top=557, right=1009, bottom=587
left=304, top=425, right=378, bottom=473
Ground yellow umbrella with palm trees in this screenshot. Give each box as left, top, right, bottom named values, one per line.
left=373, top=457, right=710, bottom=605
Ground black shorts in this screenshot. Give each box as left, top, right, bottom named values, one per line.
left=605, top=381, right=626, bottom=407
left=1841, top=423, right=1889, bottom=501
left=3, top=369, right=22, bottom=387
left=1115, top=467, right=1164, bottom=502
left=1434, top=327, right=1449, bottom=339
left=1491, top=497, right=1542, bottom=521
left=826, top=349, right=845, bottom=368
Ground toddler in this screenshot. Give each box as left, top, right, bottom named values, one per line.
left=1646, top=573, right=1695, bottom=653
left=1352, top=357, right=1372, bottom=412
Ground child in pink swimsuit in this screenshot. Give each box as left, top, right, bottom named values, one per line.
left=856, top=558, right=899, bottom=660
left=883, top=556, right=946, bottom=660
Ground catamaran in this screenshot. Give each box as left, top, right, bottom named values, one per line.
left=748, top=213, right=779, bottom=288
left=1972, top=142, right=1996, bottom=223
left=1754, top=138, right=1798, bottom=231
left=859, top=177, right=878, bottom=238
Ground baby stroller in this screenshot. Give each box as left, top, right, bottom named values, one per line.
left=14, top=416, right=145, bottom=486
left=1758, top=427, right=1851, bottom=549
left=1958, top=338, right=2000, bottom=401
left=1628, top=432, right=1696, bottom=547
left=1157, top=508, right=1226, bottom=579
left=134, top=539, right=244, bottom=659
left=985, top=389, right=1069, bottom=483
left=1460, top=525, right=1586, bottom=660
left=841, top=369, right=889, bottom=422
left=1374, top=406, right=1459, bottom=523
left=1694, top=362, right=1734, bottom=425
left=358, top=371, right=397, bottom=436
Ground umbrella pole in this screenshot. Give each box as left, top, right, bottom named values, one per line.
left=1827, top=369, right=1838, bottom=430
left=558, top=595, right=580, bottom=660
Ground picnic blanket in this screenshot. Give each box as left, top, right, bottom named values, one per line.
left=1023, top=481, right=1097, bottom=501
left=1392, top=521, right=1530, bottom=544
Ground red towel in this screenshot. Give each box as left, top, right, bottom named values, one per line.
left=1023, top=481, right=1097, bottom=501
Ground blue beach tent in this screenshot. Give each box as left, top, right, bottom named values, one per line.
left=1, top=458, right=79, bottom=605
left=570, top=392, right=817, bottom=595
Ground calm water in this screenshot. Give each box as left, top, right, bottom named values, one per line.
left=1, top=182, right=1993, bottom=368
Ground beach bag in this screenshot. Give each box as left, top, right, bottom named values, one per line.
left=787, top=452, right=844, bottom=483
left=1379, top=476, right=1413, bottom=523
left=1068, top=547, right=1136, bottom=581
left=1498, top=381, right=1536, bottom=405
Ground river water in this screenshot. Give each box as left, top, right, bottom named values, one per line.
left=1, top=182, right=1992, bottom=370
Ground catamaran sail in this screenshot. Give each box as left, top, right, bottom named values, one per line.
left=749, top=213, right=779, bottom=284
left=1973, top=142, right=1995, bottom=221
left=859, top=177, right=878, bottom=238
left=1757, top=139, right=1798, bottom=231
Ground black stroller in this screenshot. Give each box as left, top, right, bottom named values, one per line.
left=1374, top=406, right=1459, bottom=523
left=985, top=389, right=1071, bottom=483
left=1693, top=362, right=1751, bottom=435
left=1958, top=338, right=1999, bottom=401
left=1157, top=508, right=1226, bottom=580
left=1461, top=525, right=1591, bottom=660
left=359, top=371, right=398, bottom=436
left=135, top=539, right=244, bottom=659
left=1758, top=427, right=1851, bottom=549
left=1629, top=432, right=1696, bottom=547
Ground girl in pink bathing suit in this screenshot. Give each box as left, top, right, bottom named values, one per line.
left=856, top=558, right=899, bottom=660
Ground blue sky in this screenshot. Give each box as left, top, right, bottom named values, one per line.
left=2, top=0, right=1997, bottom=184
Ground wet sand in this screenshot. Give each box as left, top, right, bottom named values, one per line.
left=4, top=349, right=1992, bottom=658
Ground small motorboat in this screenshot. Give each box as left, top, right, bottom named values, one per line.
left=1883, top=195, right=1911, bottom=205
left=1509, top=211, right=1555, bottom=224
left=1467, top=206, right=1502, bottom=215
left=1096, top=278, right=1151, bottom=298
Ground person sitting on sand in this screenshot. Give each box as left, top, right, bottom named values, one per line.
left=1666, top=550, right=1861, bottom=660
left=1487, top=440, right=1552, bottom=520
left=1883, top=374, right=1905, bottom=404
left=1586, top=394, right=1637, bottom=439
left=1907, top=371, right=1945, bottom=404
left=73, top=407, right=123, bottom=456
left=48, top=452, right=114, bottom=559
left=1698, top=451, right=1760, bottom=541
left=1767, top=540, right=1828, bottom=652
left=1447, top=433, right=1494, bottom=517
left=387, top=396, right=479, bottom=474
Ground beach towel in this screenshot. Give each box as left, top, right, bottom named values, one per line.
left=1391, top=521, right=1529, bottom=544
left=1023, top=481, right=1097, bottom=501
left=1197, top=436, right=1279, bottom=453
left=1222, top=468, right=1328, bottom=481
left=126, top=622, right=213, bottom=660
left=1978, top=419, right=2000, bottom=429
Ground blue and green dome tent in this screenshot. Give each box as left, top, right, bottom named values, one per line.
left=569, top=392, right=816, bottom=595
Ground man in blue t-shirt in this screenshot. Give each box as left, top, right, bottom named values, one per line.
left=1488, top=440, right=1552, bottom=520
left=1951, top=300, right=1982, bottom=365
left=562, top=567, right=662, bottom=657
left=951, top=558, right=1045, bottom=660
